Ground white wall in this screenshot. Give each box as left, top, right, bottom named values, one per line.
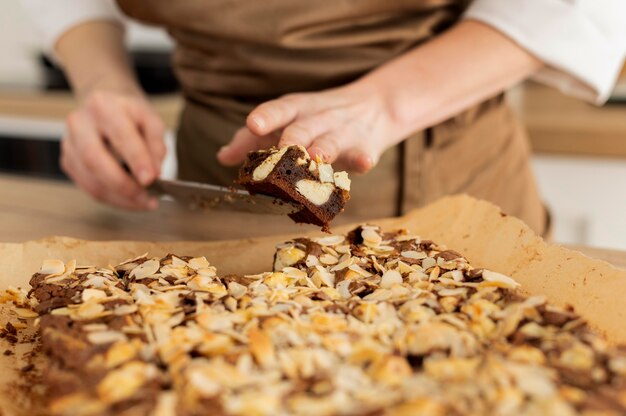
left=0, top=2, right=172, bottom=89
left=0, top=2, right=41, bottom=88
left=532, top=155, right=626, bottom=250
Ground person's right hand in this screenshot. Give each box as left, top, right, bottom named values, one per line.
left=60, top=90, right=167, bottom=210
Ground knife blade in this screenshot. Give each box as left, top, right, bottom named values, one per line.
left=149, top=179, right=301, bottom=215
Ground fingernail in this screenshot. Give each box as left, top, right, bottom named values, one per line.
left=217, top=145, right=229, bottom=155
left=250, top=115, right=265, bottom=131
left=138, top=169, right=153, bottom=186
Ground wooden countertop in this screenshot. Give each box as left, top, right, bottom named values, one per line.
left=1, top=174, right=625, bottom=270
left=0, top=174, right=317, bottom=243
left=508, top=83, right=626, bottom=159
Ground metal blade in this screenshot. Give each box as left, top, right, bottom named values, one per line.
left=149, top=179, right=301, bottom=215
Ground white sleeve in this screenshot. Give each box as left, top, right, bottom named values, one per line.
left=20, top=0, right=124, bottom=52
left=464, top=0, right=626, bottom=104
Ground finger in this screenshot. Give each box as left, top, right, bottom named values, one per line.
left=278, top=110, right=338, bottom=149
left=72, top=157, right=158, bottom=211
left=217, top=127, right=278, bottom=166
left=62, top=138, right=157, bottom=210
left=59, top=138, right=101, bottom=195
left=65, top=110, right=152, bottom=203
left=247, top=93, right=323, bottom=136
left=88, top=95, right=157, bottom=185
left=130, top=102, right=167, bottom=166
left=333, top=147, right=376, bottom=174
left=307, top=132, right=341, bottom=164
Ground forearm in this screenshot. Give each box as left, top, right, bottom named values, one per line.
left=360, top=19, right=543, bottom=138
left=55, top=20, right=142, bottom=101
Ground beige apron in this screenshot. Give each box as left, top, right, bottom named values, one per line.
left=117, top=0, right=547, bottom=237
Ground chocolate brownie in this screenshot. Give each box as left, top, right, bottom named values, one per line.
left=238, top=145, right=350, bottom=230
left=5, top=229, right=626, bottom=415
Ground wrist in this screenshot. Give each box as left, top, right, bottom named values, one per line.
left=76, top=77, right=144, bottom=104
left=56, top=20, right=144, bottom=104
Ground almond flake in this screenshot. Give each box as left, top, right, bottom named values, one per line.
left=228, top=282, right=248, bottom=299
left=87, top=330, right=127, bottom=345
left=188, top=257, right=210, bottom=270
left=421, top=257, right=437, bottom=271
left=318, top=163, right=334, bottom=183
left=82, top=288, right=108, bottom=302
left=13, top=307, right=38, bottom=319
left=380, top=270, right=403, bottom=289
left=336, top=280, right=352, bottom=299
left=401, top=250, right=427, bottom=260
left=319, top=253, right=339, bottom=265
left=314, top=235, right=345, bottom=246
left=305, top=255, right=320, bottom=267
left=348, top=264, right=373, bottom=277
left=129, top=259, right=160, bottom=280
left=481, top=270, right=521, bottom=289
left=362, top=228, right=382, bottom=244
left=77, top=302, right=106, bottom=319
left=40, top=259, right=66, bottom=275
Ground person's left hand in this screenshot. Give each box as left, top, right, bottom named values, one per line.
left=217, top=82, right=399, bottom=173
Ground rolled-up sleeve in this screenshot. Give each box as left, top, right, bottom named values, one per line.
left=21, top=0, right=123, bottom=53
left=465, top=0, right=626, bottom=104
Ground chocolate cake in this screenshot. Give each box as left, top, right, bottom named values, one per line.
left=238, top=145, right=350, bottom=230
left=3, top=226, right=626, bottom=415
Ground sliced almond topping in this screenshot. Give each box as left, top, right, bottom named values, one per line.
left=333, top=171, right=351, bottom=191
left=82, top=288, right=108, bottom=302
left=40, top=259, right=66, bottom=276
left=362, top=227, right=382, bottom=245
left=295, top=180, right=334, bottom=206
left=13, top=307, right=38, bottom=319
left=252, top=146, right=290, bottom=181
left=105, top=340, right=139, bottom=368
left=314, top=235, right=345, bottom=246
left=188, top=256, right=210, bottom=270
left=481, top=270, right=521, bottom=289
left=380, top=270, right=403, bottom=289
left=318, top=163, right=334, bottom=183
left=421, top=257, right=437, bottom=271
left=129, top=259, right=160, bottom=280
left=87, top=330, right=127, bottom=345
left=348, top=264, right=373, bottom=277
left=228, top=282, right=248, bottom=299
left=249, top=328, right=276, bottom=369
left=401, top=250, right=427, bottom=260
left=319, top=253, right=339, bottom=265
left=77, top=302, right=106, bottom=319
left=97, top=361, right=156, bottom=404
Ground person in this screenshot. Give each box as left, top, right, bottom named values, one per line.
left=22, top=0, right=626, bottom=237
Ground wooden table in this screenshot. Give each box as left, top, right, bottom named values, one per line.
left=1, top=174, right=625, bottom=270
left=0, top=174, right=317, bottom=242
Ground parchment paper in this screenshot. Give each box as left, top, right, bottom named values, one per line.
left=1, top=194, right=625, bottom=414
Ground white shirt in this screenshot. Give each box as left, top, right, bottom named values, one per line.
left=21, top=0, right=626, bottom=104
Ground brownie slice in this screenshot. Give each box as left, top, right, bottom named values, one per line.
left=238, top=145, right=351, bottom=230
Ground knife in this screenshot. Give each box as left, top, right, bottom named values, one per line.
left=148, top=178, right=301, bottom=215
